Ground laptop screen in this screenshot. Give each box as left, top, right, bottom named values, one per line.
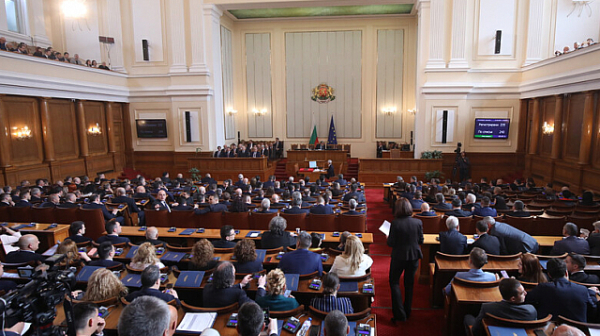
left=309, top=161, right=317, bottom=168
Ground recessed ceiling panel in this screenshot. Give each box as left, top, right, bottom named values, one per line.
left=228, top=4, right=413, bottom=19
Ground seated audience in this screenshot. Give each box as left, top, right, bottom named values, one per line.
left=580, top=191, right=599, bottom=206
left=5, top=234, right=46, bottom=263
left=255, top=269, right=300, bottom=311
left=279, top=231, right=323, bottom=276
left=409, top=191, right=425, bottom=210
left=330, top=235, right=373, bottom=277
left=66, top=221, right=93, bottom=244
left=323, top=310, right=350, bottom=336
left=310, top=232, right=323, bottom=251
left=212, top=225, right=237, bottom=248
left=195, top=194, right=228, bottom=214
left=57, top=239, right=90, bottom=265
left=310, top=272, right=354, bottom=314
left=445, top=248, right=497, bottom=294
left=433, top=193, right=451, bottom=211
left=343, top=184, right=365, bottom=203
left=445, top=199, right=472, bottom=217
left=517, top=253, right=548, bottom=283
left=0, top=193, right=13, bottom=207
left=566, top=253, right=600, bottom=284
left=82, top=268, right=128, bottom=301
left=334, top=231, right=352, bottom=251
left=525, top=257, right=598, bottom=322
left=59, top=192, right=79, bottom=208
left=439, top=216, right=467, bottom=255
left=138, top=226, right=166, bottom=246
left=233, top=239, right=263, bottom=273
left=117, top=296, right=178, bottom=336
left=237, top=301, right=278, bottom=336
left=283, top=197, right=309, bottom=214
left=97, top=219, right=130, bottom=245
left=471, top=220, right=500, bottom=255
left=310, top=196, right=334, bottom=214
left=83, top=194, right=124, bottom=223
left=466, top=278, right=537, bottom=336
left=462, top=193, right=480, bottom=212
left=112, top=187, right=145, bottom=225
left=202, top=261, right=266, bottom=308
left=88, top=241, right=122, bottom=268
left=73, top=303, right=105, bottom=336
left=261, top=216, right=296, bottom=250
left=345, top=199, right=362, bottom=215
left=417, top=203, right=436, bottom=216
left=473, top=196, right=497, bottom=217
left=129, top=242, right=165, bottom=270
left=188, top=239, right=219, bottom=271
left=485, top=216, right=539, bottom=254
left=230, top=196, right=249, bottom=212
left=505, top=200, right=530, bottom=217
left=588, top=221, right=600, bottom=255
left=14, top=190, right=31, bottom=207
left=551, top=222, right=590, bottom=255
left=256, top=198, right=277, bottom=213
left=125, top=265, right=179, bottom=304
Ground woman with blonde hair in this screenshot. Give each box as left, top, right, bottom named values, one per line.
left=57, top=240, right=91, bottom=265
left=129, top=242, right=165, bottom=270
left=188, top=239, right=219, bottom=271
left=330, top=235, right=373, bottom=277
left=255, top=269, right=299, bottom=311
left=82, top=268, right=128, bottom=301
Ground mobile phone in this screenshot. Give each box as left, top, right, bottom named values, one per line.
left=308, top=279, right=322, bottom=290
left=263, top=308, right=270, bottom=325
left=473, top=234, right=479, bottom=239
left=166, top=283, right=174, bottom=289
left=355, top=233, right=363, bottom=238
left=283, top=289, right=292, bottom=297
left=140, top=200, right=147, bottom=204
left=296, top=228, right=300, bottom=234
left=500, top=270, right=509, bottom=279
left=98, top=307, right=110, bottom=319
left=160, top=273, right=168, bottom=283
left=282, top=317, right=300, bottom=333
left=114, top=248, right=124, bottom=256
left=118, top=204, right=125, bottom=209
left=332, top=231, right=340, bottom=237
left=78, top=247, right=87, bottom=253
left=253, top=272, right=262, bottom=279
left=362, top=283, right=374, bottom=294
left=320, top=253, right=329, bottom=262
left=275, top=252, right=285, bottom=260
left=227, top=313, right=238, bottom=327
left=168, top=227, right=176, bottom=232
left=196, top=228, right=205, bottom=233
left=356, top=323, right=371, bottom=336
left=156, top=247, right=165, bottom=255
left=139, top=226, right=147, bottom=231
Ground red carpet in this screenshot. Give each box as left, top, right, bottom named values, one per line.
left=365, top=188, right=443, bottom=336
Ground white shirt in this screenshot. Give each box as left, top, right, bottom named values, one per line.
left=1, top=232, right=22, bottom=254
left=329, top=254, right=373, bottom=277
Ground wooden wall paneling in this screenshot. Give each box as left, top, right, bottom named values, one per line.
left=516, top=99, right=528, bottom=154
left=123, top=104, right=134, bottom=168
left=593, top=92, right=600, bottom=170
left=49, top=159, right=87, bottom=181
left=46, top=98, right=79, bottom=161
left=582, top=169, right=600, bottom=194
left=528, top=98, right=540, bottom=155
left=0, top=96, right=14, bottom=168
left=554, top=161, right=582, bottom=190
left=84, top=101, right=109, bottom=155
left=578, top=91, right=596, bottom=165
left=4, top=96, right=44, bottom=166
left=39, top=98, right=56, bottom=162
left=441, top=153, right=525, bottom=183
left=540, top=96, right=555, bottom=156
left=86, top=154, right=116, bottom=176
left=76, top=101, right=89, bottom=158
left=105, top=102, right=117, bottom=153
left=4, top=164, right=51, bottom=186
left=562, top=93, right=586, bottom=160
left=529, top=156, right=553, bottom=181
left=551, top=95, right=564, bottom=160
left=133, top=151, right=176, bottom=179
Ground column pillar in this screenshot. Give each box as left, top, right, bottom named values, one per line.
left=528, top=98, right=540, bottom=155
left=448, top=0, right=468, bottom=69
left=105, top=0, right=126, bottom=73
left=167, top=0, right=188, bottom=73
left=0, top=96, right=13, bottom=168
left=27, top=0, right=51, bottom=47
left=578, top=92, right=595, bottom=165
left=40, top=98, right=55, bottom=162
left=524, top=0, right=545, bottom=66
left=76, top=100, right=89, bottom=158
left=203, top=4, right=225, bottom=148
left=189, top=0, right=210, bottom=74
left=105, top=102, right=116, bottom=153
left=426, top=0, right=446, bottom=69
left=551, top=95, right=563, bottom=160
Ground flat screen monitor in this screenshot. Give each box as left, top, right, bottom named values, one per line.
left=136, top=119, right=167, bottom=138
left=309, top=161, right=318, bottom=169
left=473, top=118, right=510, bottom=139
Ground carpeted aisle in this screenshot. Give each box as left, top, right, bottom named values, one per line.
left=365, top=188, right=443, bottom=336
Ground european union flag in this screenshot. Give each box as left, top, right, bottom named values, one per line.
left=327, top=116, right=337, bottom=145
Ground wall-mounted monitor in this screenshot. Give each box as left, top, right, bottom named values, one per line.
left=136, top=119, right=167, bottom=138
left=473, top=118, right=510, bottom=139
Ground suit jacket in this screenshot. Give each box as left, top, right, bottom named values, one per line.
left=233, top=259, right=263, bottom=273
left=152, top=200, right=172, bottom=212
left=525, top=277, right=597, bottom=322
left=5, top=250, right=46, bottom=263
left=310, top=205, right=334, bottom=215
left=472, top=301, right=537, bottom=336
left=283, top=207, right=309, bottom=214
left=493, top=196, right=508, bottom=210
left=82, top=203, right=116, bottom=220
left=203, top=284, right=265, bottom=308
left=445, top=209, right=472, bottom=217
left=111, top=195, right=141, bottom=213
left=417, top=211, right=437, bottom=217
left=214, top=150, right=222, bottom=157
left=212, top=239, right=236, bottom=248
left=439, top=229, right=467, bottom=255
left=343, top=192, right=365, bottom=203
left=570, top=271, right=600, bottom=284
left=471, top=233, right=501, bottom=255
left=387, top=217, right=423, bottom=260
left=97, top=235, right=130, bottom=245
left=551, top=236, right=590, bottom=255
left=88, top=259, right=123, bottom=268
left=433, top=202, right=452, bottom=211
left=39, top=202, right=57, bottom=208
left=66, top=235, right=93, bottom=244
left=279, top=248, right=323, bottom=275
left=125, top=287, right=179, bottom=305
left=14, top=200, right=31, bottom=208
left=261, top=231, right=296, bottom=250
left=473, top=206, right=498, bottom=217
left=250, top=151, right=261, bottom=158
left=588, top=232, right=600, bottom=255
left=0, top=202, right=11, bottom=207
left=444, top=268, right=497, bottom=294
left=337, top=179, right=348, bottom=186
left=195, top=203, right=228, bottom=214
left=302, top=196, right=317, bottom=202
left=490, top=222, right=539, bottom=254
left=409, top=199, right=425, bottom=211
left=58, top=202, right=79, bottom=209
left=505, top=211, right=531, bottom=218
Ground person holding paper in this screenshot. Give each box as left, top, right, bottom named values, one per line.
left=0, top=226, right=21, bottom=255
left=330, top=236, right=373, bottom=277
left=118, top=296, right=178, bottom=336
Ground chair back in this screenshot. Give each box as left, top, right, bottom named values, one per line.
left=269, top=305, right=305, bottom=318
left=264, top=246, right=283, bottom=254
left=299, top=270, right=319, bottom=280
left=483, top=313, right=553, bottom=329
left=168, top=210, right=196, bottom=228
left=453, top=277, right=500, bottom=288
left=535, top=215, right=566, bottom=236
left=280, top=213, right=307, bottom=230
left=328, top=248, right=343, bottom=256
left=166, top=244, right=192, bottom=252
left=223, top=212, right=250, bottom=230
left=76, top=208, right=106, bottom=240
left=213, top=247, right=234, bottom=253
left=503, top=216, right=535, bottom=234
left=339, top=214, right=366, bottom=232
left=567, top=215, right=597, bottom=228
left=31, top=206, right=56, bottom=224
left=557, top=315, right=600, bottom=335
left=487, top=253, right=522, bottom=260
left=413, top=215, right=442, bottom=234
left=180, top=301, right=238, bottom=314
left=195, top=211, right=223, bottom=229
left=307, top=214, right=336, bottom=231
left=250, top=212, right=277, bottom=231
left=72, top=296, right=119, bottom=306
left=9, top=206, right=32, bottom=222
left=339, top=271, right=371, bottom=282
left=145, top=210, right=170, bottom=227
left=456, top=217, right=475, bottom=234
left=309, top=306, right=371, bottom=321
left=0, top=207, right=9, bottom=222
left=55, top=207, right=79, bottom=224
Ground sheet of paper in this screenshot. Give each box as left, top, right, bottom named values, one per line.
left=249, top=232, right=260, bottom=238
left=379, top=220, right=391, bottom=237
left=1, top=235, right=19, bottom=254
left=176, top=312, right=217, bottom=333
left=42, top=244, right=59, bottom=256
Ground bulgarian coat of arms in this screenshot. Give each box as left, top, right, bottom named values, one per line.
left=311, top=83, right=335, bottom=104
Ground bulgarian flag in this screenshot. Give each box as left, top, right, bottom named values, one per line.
left=309, top=125, right=318, bottom=145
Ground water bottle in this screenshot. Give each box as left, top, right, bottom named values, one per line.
left=296, top=318, right=312, bottom=336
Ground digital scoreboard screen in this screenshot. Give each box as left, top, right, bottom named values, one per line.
left=473, top=118, right=510, bottom=139
left=136, top=119, right=167, bottom=138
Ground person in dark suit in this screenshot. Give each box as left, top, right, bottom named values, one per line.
left=96, top=220, right=130, bottom=244
left=504, top=200, right=531, bottom=218
left=525, top=258, right=598, bottom=322
left=212, top=225, right=237, bottom=248
left=83, top=194, right=125, bottom=223
left=88, top=241, right=122, bottom=268
left=471, top=220, right=501, bottom=255
left=486, top=217, right=539, bottom=254
left=416, top=203, right=436, bottom=217
left=344, top=199, right=362, bottom=215
left=310, top=196, right=334, bottom=215
left=152, top=190, right=174, bottom=213
left=432, top=193, right=451, bottom=211
left=473, top=197, right=497, bottom=217
left=467, top=278, right=537, bottom=336
left=255, top=198, right=277, bottom=213
left=462, top=193, right=481, bottom=212
left=492, top=188, right=508, bottom=210
left=439, top=216, right=467, bottom=255
left=301, top=189, right=316, bottom=202
left=58, top=193, right=79, bottom=208
left=138, top=226, right=166, bottom=246
left=283, top=198, right=309, bottom=214
left=39, top=193, right=60, bottom=208
left=112, top=187, right=145, bottom=225
left=14, top=191, right=32, bottom=208
left=566, top=253, right=600, bottom=284
left=194, top=194, right=228, bottom=214
left=261, top=216, right=296, bottom=250
left=588, top=221, right=600, bottom=255
left=133, top=186, right=156, bottom=204
left=203, top=262, right=266, bottom=308
left=232, top=239, right=263, bottom=273
left=326, top=160, right=335, bottom=179
left=201, top=173, right=217, bottom=186
left=214, top=146, right=223, bottom=157
left=274, top=138, right=284, bottom=158
left=446, top=199, right=472, bottom=217
left=5, top=234, right=46, bottom=263
left=0, top=193, right=13, bottom=207
left=336, top=174, right=348, bottom=186
left=387, top=198, right=423, bottom=322
left=279, top=231, right=323, bottom=276
left=409, top=191, right=425, bottom=211
left=0, top=264, right=17, bottom=293
left=551, top=222, right=590, bottom=255
left=125, top=265, right=180, bottom=305
left=342, top=184, right=366, bottom=203
left=66, top=221, right=93, bottom=244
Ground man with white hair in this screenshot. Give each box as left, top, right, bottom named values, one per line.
left=463, top=193, right=481, bottom=212
left=439, top=216, right=467, bottom=255
left=417, top=203, right=436, bottom=216
left=326, top=160, right=335, bottom=178
left=256, top=198, right=276, bottom=213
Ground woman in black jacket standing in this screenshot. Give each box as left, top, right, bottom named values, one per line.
left=387, top=198, right=423, bottom=322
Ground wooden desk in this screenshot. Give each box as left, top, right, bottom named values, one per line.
left=2, top=223, right=69, bottom=253
left=447, top=281, right=501, bottom=336
left=186, top=157, right=276, bottom=182
left=286, top=150, right=347, bottom=177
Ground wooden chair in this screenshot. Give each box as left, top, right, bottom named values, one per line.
left=9, top=206, right=32, bottom=223
left=180, top=301, right=238, bottom=314
left=223, top=212, right=250, bottom=230
left=309, top=306, right=371, bottom=321
left=269, top=305, right=305, bottom=318
left=72, top=296, right=119, bottom=306
left=250, top=212, right=277, bottom=231
left=166, top=244, right=192, bottom=252
left=453, top=276, right=500, bottom=288
left=339, top=271, right=371, bottom=282
left=55, top=207, right=79, bottom=224
left=122, top=296, right=178, bottom=307
left=557, top=315, right=600, bottom=335
left=263, top=246, right=283, bottom=254
left=299, top=270, right=319, bottom=280
left=213, top=247, right=234, bottom=253
left=545, top=207, right=574, bottom=217
left=535, top=215, right=566, bottom=236
left=504, top=216, right=535, bottom=234
left=2, top=260, right=37, bottom=270
left=567, top=215, right=597, bottom=228
left=126, top=264, right=169, bottom=274
left=168, top=210, right=196, bottom=228
left=306, top=214, right=336, bottom=231
left=0, top=207, right=9, bottom=222
left=338, top=214, right=366, bottom=232
left=92, top=241, right=127, bottom=248
left=145, top=210, right=169, bottom=227
left=487, top=253, right=522, bottom=260
left=328, top=248, right=343, bottom=256
left=414, top=215, right=442, bottom=234
left=195, top=211, right=223, bottom=229
left=235, top=270, right=266, bottom=278
left=31, top=206, right=56, bottom=224
left=76, top=208, right=106, bottom=241
left=280, top=213, right=307, bottom=231
left=75, top=241, right=91, bottom=248
left=483, top=313, right=553, bottom=335
left=455, top=216, right=475, bottom=235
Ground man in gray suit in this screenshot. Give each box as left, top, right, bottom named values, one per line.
left=467, top=278, right=537, bottom=336
left=485, top=216, right=539, bottom=254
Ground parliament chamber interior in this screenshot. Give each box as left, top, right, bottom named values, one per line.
left=0, top=0, right=600, bottom=335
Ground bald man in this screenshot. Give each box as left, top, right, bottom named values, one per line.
left=138, top=226, right=166, bottom=247
left=112, top=187, right=145, bottom=225
left=40, top=193, right=61, bottom=208
left=6, top=234, right=46, bottom=263
left=552, top=325, right=585, bottom=336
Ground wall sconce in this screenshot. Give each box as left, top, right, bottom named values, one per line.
left=12, top=126, right=32, bottom=140
left=227, top=108, right=237, bottom=116
left=87, top=123, right=102, bottom=136
left=542, top=122, right=554, bottom=135
left=253, top=108, right=267, bottom=116
left=408, top=108, right=416, bottom=114
left=382, top=107, right=397, bottom=116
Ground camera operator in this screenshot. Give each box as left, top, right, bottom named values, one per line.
left=73, top=303, right=105, bottom=336
left=237, top=301, right=278, bottom=336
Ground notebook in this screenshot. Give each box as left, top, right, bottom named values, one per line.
left=121, top=274, right=142, bottom=288
left=76, top=266, right=104, bottom=282
left=176, top=312, right=216, bottom=334
left=338, top=282, right=359, bottom=292
left=174, top=271, right=205, bottom=288
left=246, top=231, right=261, bottom=238
left=256, top=249, right=267, bottom=262
left=125, top=246, right=139, bottom=259
left=179, top=229, right=195, bottom=236
left=161, top=251, right=186, bottom=263
left=487, top=326, right=527, bottom=336
left=285, top=274, right=300, bottom=291
left=538, top=260, right=548, bottom=269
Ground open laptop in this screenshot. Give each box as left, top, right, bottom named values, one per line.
left=308, top=161, right=318, bottom=169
